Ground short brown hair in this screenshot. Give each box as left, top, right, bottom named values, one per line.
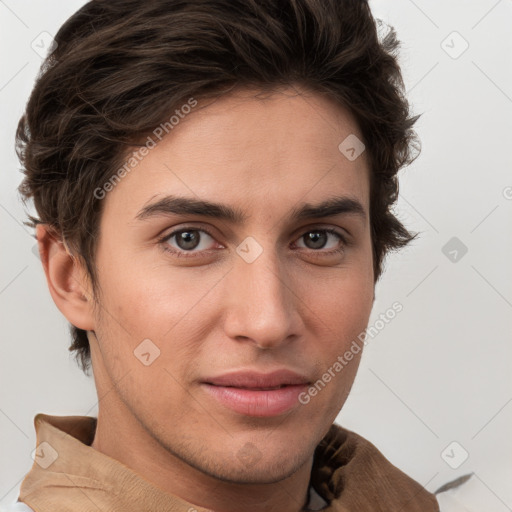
left=16, top=0, right=419, bottom=374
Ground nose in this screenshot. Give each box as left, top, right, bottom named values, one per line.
left=222, top=244, right=302, bottom=350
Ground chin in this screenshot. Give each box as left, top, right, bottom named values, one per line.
left=233, top=439, right=312, bottom=483
left=211, top=455, right=307, bottom=485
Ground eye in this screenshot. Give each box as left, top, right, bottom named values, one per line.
left=294, top=228, right=346, bottom=255
left=159, top=227, right=219, bottom=257
left=158, top=226, right=347, bottom=259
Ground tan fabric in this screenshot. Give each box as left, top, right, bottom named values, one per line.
left=309, top=425, right=439, bottom=511
left=19, top=413, right=439, bottom=511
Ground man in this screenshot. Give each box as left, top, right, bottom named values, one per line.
left=9, top=0, right=463, bottom=510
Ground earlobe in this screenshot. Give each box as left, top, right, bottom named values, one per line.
left=36, top=224, right=96, bottom=331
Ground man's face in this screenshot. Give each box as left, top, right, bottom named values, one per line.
left=87, top=86, right=374, bottom=483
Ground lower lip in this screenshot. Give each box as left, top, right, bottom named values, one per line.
left=201, top=383, right=308, bottom=417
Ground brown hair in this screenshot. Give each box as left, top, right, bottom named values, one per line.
left=16, top=0, right=419, bottom=374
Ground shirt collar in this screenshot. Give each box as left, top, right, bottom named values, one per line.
left=19, top=412, right=438, bottom=511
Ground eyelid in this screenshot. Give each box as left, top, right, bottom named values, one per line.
left=158, top=223, right=349, bottom=258
left=291, top=227, right=348, bottom=254
left=157, top=224, right=220, bottom=251
left=292, top=223, right=351, bottom=242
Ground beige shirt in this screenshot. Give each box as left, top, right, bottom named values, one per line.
left=16, top=413, right=440, bottom=511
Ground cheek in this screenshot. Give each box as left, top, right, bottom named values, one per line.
left=92, top=258, right=221, bottom=387
left=333, top=274, right=374, bottom=330
left=303, top=257, right=374, bottom=372
left=309, top=252, right=374, bottom=329
left=96, top=253, right=205, bottom=337
left=314, top=273, right=372, bottom=387
left=91, top=270, right=200, bottom=416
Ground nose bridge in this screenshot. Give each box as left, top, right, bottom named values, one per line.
left=223, top=236, right=299, bottom=348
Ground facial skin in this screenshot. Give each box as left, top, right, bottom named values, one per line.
left=38, top=86, right=375, bottom=512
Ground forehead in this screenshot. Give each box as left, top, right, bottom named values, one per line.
left=102, top=86, right=370, bottom=226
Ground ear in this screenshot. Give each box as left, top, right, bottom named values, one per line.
left=35, top=224, right=96, bottom=331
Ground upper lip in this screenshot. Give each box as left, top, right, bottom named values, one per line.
left=203, top=369, right=311, bottom=388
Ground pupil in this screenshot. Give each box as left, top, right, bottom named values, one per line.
left=307, top=231, right=325, bottom=249
left=179, top=231, right=199, bottom=250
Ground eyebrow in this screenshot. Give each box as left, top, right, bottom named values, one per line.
left=135, top=194, right=366, bottom=224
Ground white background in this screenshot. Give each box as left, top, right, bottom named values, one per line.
left=1, top=0, right=511, bottom=509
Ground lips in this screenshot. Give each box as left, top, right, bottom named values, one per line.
left=201, top=369, right=311, bottom=417
left=203, top=369, right=311, bottom=389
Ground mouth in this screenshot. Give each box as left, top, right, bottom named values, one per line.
left=201, top=369, right=311, bottom=417
left=203, top=368, right=311, bottom=388
left=211, top=384, right=291, bottom=390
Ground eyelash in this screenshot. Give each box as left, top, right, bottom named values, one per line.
left=157, top=226, right=348, bottom=259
